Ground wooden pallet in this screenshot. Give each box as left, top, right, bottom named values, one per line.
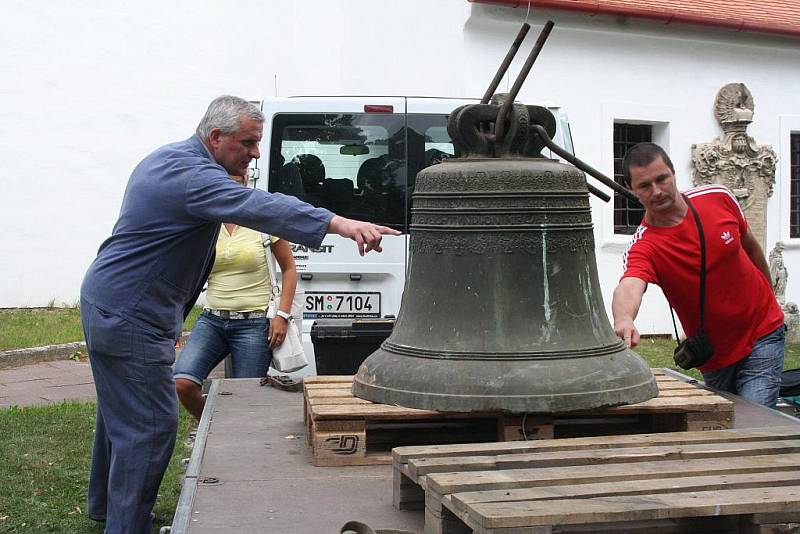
left=393, top=426, right=800, bottom=533
left=303, top=370, right=734, bottom=467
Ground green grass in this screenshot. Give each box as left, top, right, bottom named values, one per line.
left=2, top=308, right=799, bottom=375
left=0, top=306, right=204, bottom=351
left=634, top=337, right=703, bottom=379
left=0, top=308, right=84, bottom=351
left=0, top=402, right=193, bottom=533
left=634, top=337, right=800, bottom=380
left=183, top=305, right=203, bottom=331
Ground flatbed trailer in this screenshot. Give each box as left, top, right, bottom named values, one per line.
left=170, top=370, right=800, bottom=534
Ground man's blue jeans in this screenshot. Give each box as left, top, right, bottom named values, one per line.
left=702, top=324, right=786, bottom=408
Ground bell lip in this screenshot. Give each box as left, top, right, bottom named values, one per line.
left=352, top=376, right=659, bottom=414
left=352, top=346, right=659, bottom=414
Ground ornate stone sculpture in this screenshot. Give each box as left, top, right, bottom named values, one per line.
left=768, top=242, right=799, bottom=344
left=770, top=242, right=789, bottom=305
left=691, top=83, right=777, bottom=249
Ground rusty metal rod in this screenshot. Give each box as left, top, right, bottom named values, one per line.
left=495, top=20, right=555, bottom=141
left=481, top=23, right=531, bottom=104
left=530, top=124, right=642, bottom=205
left=587, top=183, right=611, bottom=203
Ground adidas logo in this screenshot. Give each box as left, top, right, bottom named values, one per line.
left=721, top=231, right=734, bottom=245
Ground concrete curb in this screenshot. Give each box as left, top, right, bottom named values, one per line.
left=0, top=332, right=192, bottom=370
left=0, top=341, right=86, bottom=370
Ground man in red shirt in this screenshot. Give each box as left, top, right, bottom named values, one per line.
left=612, top=143, right=785, bottom=407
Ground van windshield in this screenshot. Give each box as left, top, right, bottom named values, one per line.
left=269, top=113, right=407, bottom=229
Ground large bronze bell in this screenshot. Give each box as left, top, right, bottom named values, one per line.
left=352, top=99, right=657, bottom=413
left=353, top=22, right=657, bottom=413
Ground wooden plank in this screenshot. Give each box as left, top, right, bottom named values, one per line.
left=649, top=381, right=702, bottom=390
left=303, top=375, right=354, bottom=384
left=683, top=410, right=735, bottom=431
left=655, top=388, right=716, bottom=397
left=649, top=381, right=704, bottom=390
left=394, top=462, right=425, bottom=510
left=467, top=485, right=800, bottom=529
left=450, top=470, right=800, bottom=512
left=467, top=518, right=741, bottom=533
left=305, top=383, right=354, bottom=391
left=554, top=517, right=740, bottom=534
left=425, top=501, right=473, bottom=534
left=577, top=395, right=731, bottom=413
left=408, top=439, right=800, bottom=478
left=306, top=388, right=357, bottom=398
left=308, top=397, right=374, bottom=405
left=311, top=403, right=448, bottom=420
left=310, top=416, right=393, bottom=466
left=425, top=453, right=800, bottom=495
left=310, top=394, right=731, bottom=420
left=393, top=426, right=800, bottom=464
left=312, top=426, right=368, bottom=466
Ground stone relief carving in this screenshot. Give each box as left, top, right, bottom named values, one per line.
left=768, top=242, right=799, bottom=344
left=691, top=83, right=777, bottom=248
left=770, top=242, right=789, bottom=305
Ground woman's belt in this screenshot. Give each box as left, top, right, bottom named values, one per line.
left=204, top=308, right=268, bottom=320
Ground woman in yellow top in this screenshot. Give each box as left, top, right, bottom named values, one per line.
left=174, top=175, right=298, bottom=420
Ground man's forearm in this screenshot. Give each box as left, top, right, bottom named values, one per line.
left=612, top=283, right=643, bottom=324
left=611, top=278, right=647, bottom=348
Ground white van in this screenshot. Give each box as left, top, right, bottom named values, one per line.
left=254, top=96, right=576, bottom=374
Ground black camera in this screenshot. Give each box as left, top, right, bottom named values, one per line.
left=673, top=333, right=714, bottom=370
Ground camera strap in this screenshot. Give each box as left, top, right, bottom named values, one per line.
left=669, top=194, right=707, bottom=343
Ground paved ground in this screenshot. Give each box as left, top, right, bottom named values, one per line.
left=0, top=359, right=96, bottom=408
left=0, top=355, right=225, bottom=408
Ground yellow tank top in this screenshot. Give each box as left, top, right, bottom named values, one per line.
left=205, top=226, right=278, bottom=312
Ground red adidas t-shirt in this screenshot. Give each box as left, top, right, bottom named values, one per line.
left=622, top=185, right=783, bottom=372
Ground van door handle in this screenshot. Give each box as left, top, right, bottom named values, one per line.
left=300, top=273, right=313, bottom=281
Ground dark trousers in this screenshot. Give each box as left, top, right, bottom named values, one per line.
left=81, top=299, right=178, bottom=534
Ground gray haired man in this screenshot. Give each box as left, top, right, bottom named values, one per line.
left=80, top=95, right=398, bottom=533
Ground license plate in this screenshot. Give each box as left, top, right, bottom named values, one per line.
left=303, top=292, right=381, bottom=318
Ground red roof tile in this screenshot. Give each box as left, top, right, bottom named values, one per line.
left=470, top=0, right=800, bottom=37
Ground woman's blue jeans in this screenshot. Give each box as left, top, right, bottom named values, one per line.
left=174, top=310, right=272, bottom=384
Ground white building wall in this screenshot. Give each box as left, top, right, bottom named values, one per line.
left=1, top=0, right=798, bottom=336
left=0, top=0, right=470, bottom=307
left=464, top=4, right=800, bottom=334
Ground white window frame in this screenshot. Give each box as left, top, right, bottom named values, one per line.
left=778, top=115, right=800, bottom=248
left=599, top=102, right=680, bottom=251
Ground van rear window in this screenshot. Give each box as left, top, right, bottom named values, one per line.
left=268, top=112, right=460, bottom=232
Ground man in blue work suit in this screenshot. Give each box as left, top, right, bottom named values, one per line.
left=80, top=95, right=398, bottom=533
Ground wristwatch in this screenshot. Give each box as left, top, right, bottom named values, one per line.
left=276, top=309, right=292, bottom=321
